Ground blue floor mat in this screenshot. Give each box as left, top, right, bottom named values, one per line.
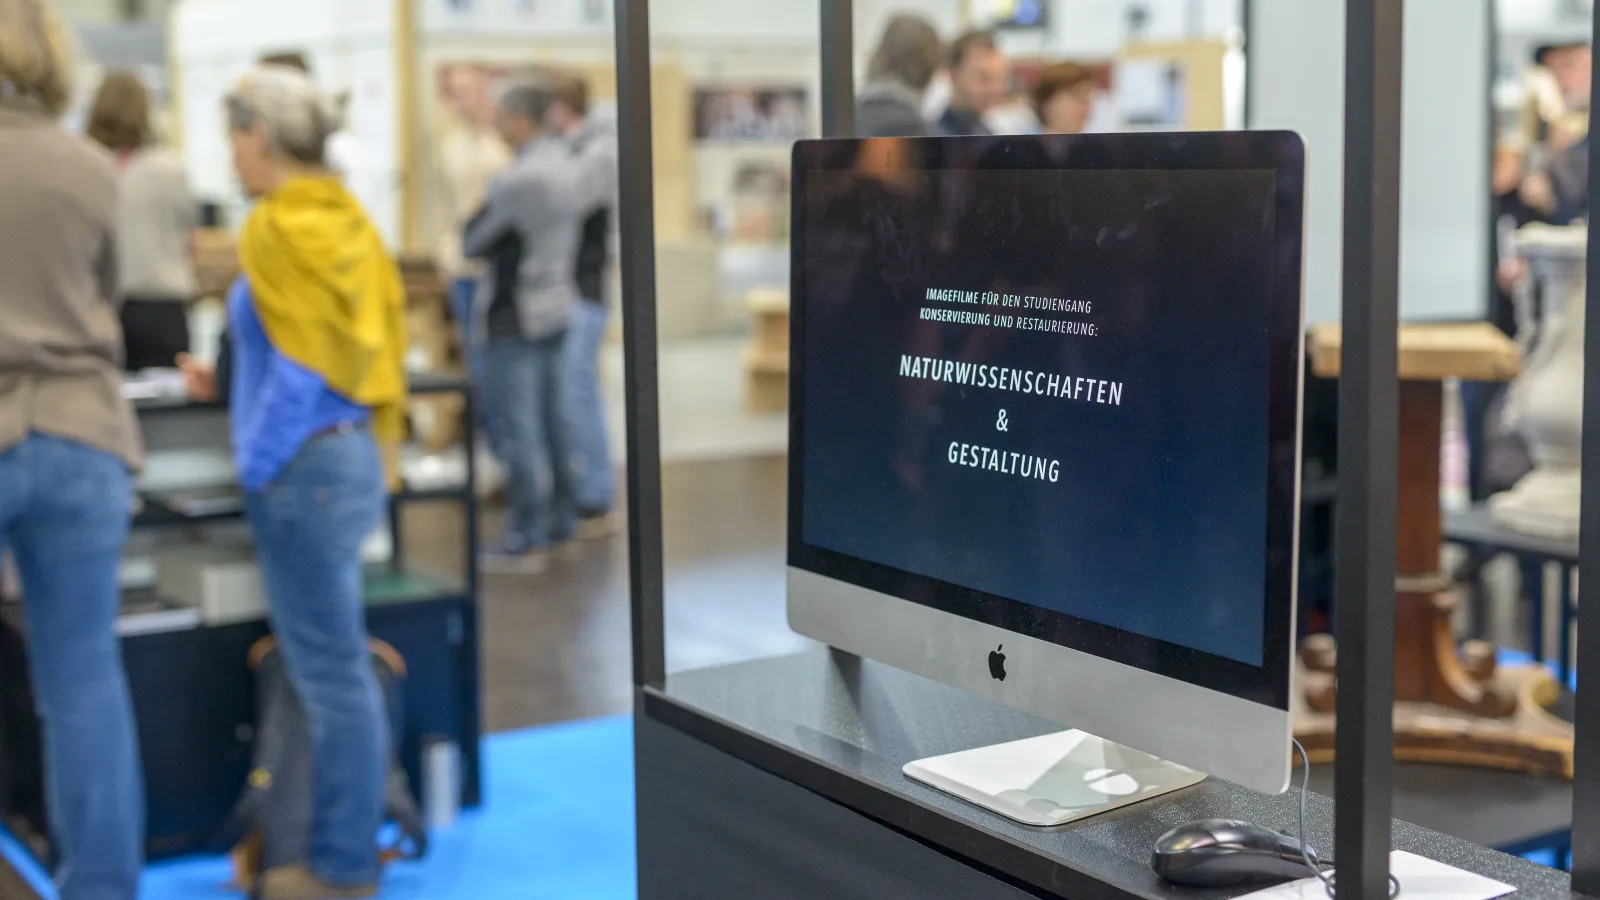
left=140, top=715, right=636, bottom=900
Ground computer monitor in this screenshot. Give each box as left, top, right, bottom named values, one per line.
left=786, top=131, right=1305, bottom=821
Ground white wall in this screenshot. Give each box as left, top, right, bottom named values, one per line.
left=990, top=0, right=1242, bottom=60
left=170, top=0, right=402, bottom=246
left=419, top=0, right=962, bottom=49
left=420, top=0, right=613, bottom=38
left=1496, top=0, right=1591, bottom=34
left=1249, top=0, right=1491, bottom=325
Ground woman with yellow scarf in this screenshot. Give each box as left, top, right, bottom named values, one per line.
left=179, top=66, right=405, bottom=900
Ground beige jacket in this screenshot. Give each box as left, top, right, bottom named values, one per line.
left=435, top=123, right=511, bottom=282
left=116, top=145, right=198, bottom=299
left=0, top=99, right=142, bottom=469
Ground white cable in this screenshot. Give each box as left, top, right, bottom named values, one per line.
left=1292, top=739, right=1402, bottom=900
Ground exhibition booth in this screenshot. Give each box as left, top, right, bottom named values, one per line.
left=624, top=2, right=1600, bottom=900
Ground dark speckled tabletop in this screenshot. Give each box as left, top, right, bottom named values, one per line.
left=655, top=648, right=1576, bottom=900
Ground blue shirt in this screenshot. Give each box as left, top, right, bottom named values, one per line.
left=227, top=277, right=370, bottom=490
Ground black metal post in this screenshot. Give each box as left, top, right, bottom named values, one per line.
left=1568, top=3, right=1600, bottom=890
left=1240, top=0, right=1253, bottom=126
left=1335, top=1, right=1402, bottom=898
left=389, top=498, right=405, bottom=573
left=820, top=0, right=854, bottom=138
left=462, top=385, right=481, bottom=599
left=614, top=0, right=667, bottom=690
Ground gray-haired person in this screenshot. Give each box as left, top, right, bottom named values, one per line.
left=463, top=78, right=585, bottom=572
left=856, top=13, right=944, bottom=137
left=178, top=64, right=400, bottom=900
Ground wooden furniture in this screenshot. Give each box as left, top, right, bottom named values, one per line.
left=744, top=286, right=789, bottom=414
left=398, top=256, right=465, bottom=452
left=191, top=227, right=240, bottom=299
left=1116, top=38, right=1230, bottom=131
left=1295, top=322, right=1573, bottom=777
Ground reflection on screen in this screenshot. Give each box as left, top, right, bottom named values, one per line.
left=798, top=152, right=1277, bottom=666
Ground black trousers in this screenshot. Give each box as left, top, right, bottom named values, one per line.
left=120, top=297, right=191, bottom=371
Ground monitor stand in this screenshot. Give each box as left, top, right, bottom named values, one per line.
left=903, top=730, right=1207, bottom=827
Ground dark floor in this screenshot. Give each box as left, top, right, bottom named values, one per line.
left=406, top=454, right=801, bottom=733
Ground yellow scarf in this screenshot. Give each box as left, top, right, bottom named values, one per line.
left=238, top=175, right=408, bottom=485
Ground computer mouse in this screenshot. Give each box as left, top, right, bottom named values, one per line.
left=1151, top=819, right=1318, bottom=887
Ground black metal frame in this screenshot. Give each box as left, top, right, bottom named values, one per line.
left=1334, top=2, right=1402, bottom=898
left=1240, top=0, right=1253, bottom=126
left=1570, top=3, right=1600, bottom=891
left=615, top=0, right=667, bottom=691
left=819, top=0, right=854, bottom=139
left=1484, top=0, right=1499, bottom=327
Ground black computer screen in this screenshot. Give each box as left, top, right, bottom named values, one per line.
left=796, top=158, right=1281, bottom=668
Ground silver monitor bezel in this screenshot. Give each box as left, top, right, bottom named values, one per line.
left=785, top=132, right=1306, bottom=794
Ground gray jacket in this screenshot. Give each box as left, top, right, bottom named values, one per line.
left=854, top=80, right=933, bottom=138
left=462, top=136, right=582, bottom=341
left=565, top=115, right=618, bottom=303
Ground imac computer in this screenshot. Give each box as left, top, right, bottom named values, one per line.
left=787, top=131, right=1306, bottom=825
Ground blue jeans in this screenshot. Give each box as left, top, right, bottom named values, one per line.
left=244, top=428, right=388, bottom=887
left=563, top=300, right=615, bottom=514
left=484, top=334, right=576, bottom=548
left=0, top=435, right=141, bottom=900
left=449, top=277, right=492, bottom=446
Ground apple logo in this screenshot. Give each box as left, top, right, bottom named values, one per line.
left=988, top=644, right=1007, bottom=681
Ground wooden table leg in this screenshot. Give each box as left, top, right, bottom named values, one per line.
left=1303, top=380, right=1516, bottom=716
left=1296, top=387, right=1571, bottom=772
left=1295, top=324, right=1571, bottom=774
left=1394, top=382, right=1517, bottom=714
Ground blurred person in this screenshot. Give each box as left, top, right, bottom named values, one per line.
left=462, top=78, right=584, bottom=572
left=938, top=30, right=1008, bottom=136
left=87, top=69, right=199, bottom=371
left=547, top=73, right=618, bottom=534
left=856, top=13, right=943, bottom=137
left=1528, top=42, right=1592, bottom=223
left=259, top=50, right=364, bottom=187
left=1491, top=141, right=1544, bottom=330
left=0, top=1, right=145, bottom=898
left=1031, top=62, right=1097, bottom=135
left=435, top=65, right=512, bottom=437
left=1546, top=138, right=1590, bottom=224
left=177, top=65, right=406, bottom=900
left=1539, top=41, right=1591, bottom=116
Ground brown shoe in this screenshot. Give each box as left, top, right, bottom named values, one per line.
left=257, top=864, right=377, bottom=900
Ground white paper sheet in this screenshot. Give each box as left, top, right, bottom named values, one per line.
left=1235, top=851, right=1515, bottom=900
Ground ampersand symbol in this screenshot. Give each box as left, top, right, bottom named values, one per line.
left=996, top=409, right=1009, bottom=432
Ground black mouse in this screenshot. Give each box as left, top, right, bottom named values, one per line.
left=1152, top=819, right=1319, bottom=887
